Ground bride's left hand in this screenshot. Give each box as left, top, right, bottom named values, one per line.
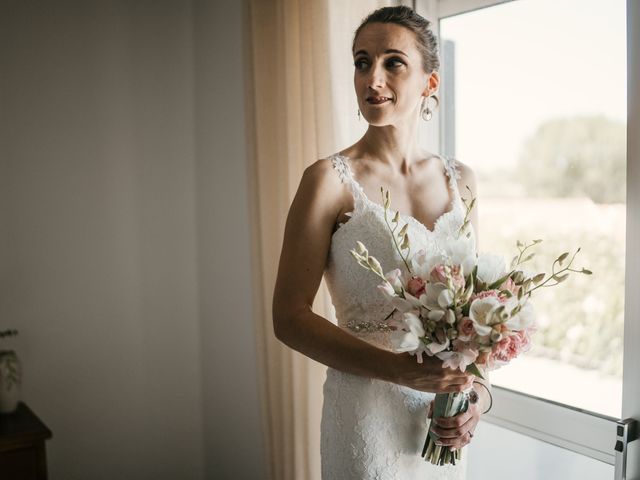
left=426, top=400, right=481, bottom=451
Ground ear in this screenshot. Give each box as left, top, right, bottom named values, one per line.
left=422, top=71, right=441, bottom=96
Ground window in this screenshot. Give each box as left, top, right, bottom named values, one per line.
left=438, top=0, right=627, bottom=419
left=416, top=0, right=639, bottom=474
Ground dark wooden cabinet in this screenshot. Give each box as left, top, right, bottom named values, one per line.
left=0, top=403, right=52, bottom=480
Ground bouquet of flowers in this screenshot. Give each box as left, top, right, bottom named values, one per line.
left=350, top=188, right=591, bottom=466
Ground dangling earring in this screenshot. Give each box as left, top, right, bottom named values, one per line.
left=421, top=95, right=433, bottom=121
left=357, top=109, right=361, bottom=121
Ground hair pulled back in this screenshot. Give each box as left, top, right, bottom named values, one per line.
left=353, top=6, right=440, bottom=107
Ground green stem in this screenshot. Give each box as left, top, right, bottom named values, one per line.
left=382, top=200, right=413, bottom=275
left=527, top=249, right=581, bottom=295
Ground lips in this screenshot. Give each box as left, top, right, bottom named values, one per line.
left=366, top=96, right=392, bottom=105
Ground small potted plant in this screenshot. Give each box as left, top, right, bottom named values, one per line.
left=0, top=329, right=21, bottom=414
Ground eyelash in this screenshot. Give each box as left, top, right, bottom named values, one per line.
left=354, top=58, right=405, bottom=70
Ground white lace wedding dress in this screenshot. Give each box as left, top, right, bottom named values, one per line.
left=320, top=153, right=469, bottom=480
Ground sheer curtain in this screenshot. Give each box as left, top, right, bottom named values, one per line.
left=245, top=1, right=401, bottom=479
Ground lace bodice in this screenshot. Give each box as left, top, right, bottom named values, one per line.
left=323, top=152, right=468, bottom=351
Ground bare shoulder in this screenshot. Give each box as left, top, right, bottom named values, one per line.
left=296, top=157, right=348, bottom=213
left=452, top=159, right=478, bottom=201
left=301, top=157, right=343, bottom=190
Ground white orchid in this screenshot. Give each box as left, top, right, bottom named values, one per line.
left=424, top=282, right=447, bottom=310
left=476, top=253, right=507, bottom=285
left=469, top=295, right=502, bottom=336
left=390, top=312, right=426, bottom=355
left=505, top=300, right=536, bottom=331
left=411, top=248, right=444, bottom=280
left=389, top=292, right=423, bottom=313
left=441, top=235, right=476, bottom=277
left=425, top=331, right=450, bottom=356
left=437, top=289, right=455, bottom=309
left=378, top=269, right=424, bottom=313
left=438, top=345, right=479, bottom=372
left=384, top=268, right=404, bottom=294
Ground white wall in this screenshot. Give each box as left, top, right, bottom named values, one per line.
left=0, top=1, right=266, bottom=479
left=192, top=0, right=267, bottom=479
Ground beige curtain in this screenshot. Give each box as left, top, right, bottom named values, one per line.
left=245, top=1, right=401, bottom=479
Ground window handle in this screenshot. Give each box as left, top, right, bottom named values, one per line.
left=615, top=418, right=638, bottom=480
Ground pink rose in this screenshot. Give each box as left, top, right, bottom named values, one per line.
left=407, top=275, right=427, bottom=297
left=430, top=264, right=448, bottom=284
left=514, top=328, right=534, bottom=354
left=492, top=332, right=527, bottom=364
left=430, top=264, right=465, bottom=289
left=470, top=289, right=499, bottom=301
left=471, top=289, right=508, bottom=304
left=500, top=277, right=520, bottom=297
left=457, top=316, right=475, bottom=341
left=492, top=337, right=510, bottom=356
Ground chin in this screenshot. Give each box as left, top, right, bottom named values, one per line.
left=362, top=115, right=395, bottom=127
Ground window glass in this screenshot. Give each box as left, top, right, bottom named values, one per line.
left=439, top=0, right=627, bottom=418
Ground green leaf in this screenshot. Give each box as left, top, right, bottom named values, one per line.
left=401, top=233, right=410, bottom=250
left=582, top=268, right=593, bottom=275
left=466, top=363, right=485, bottom=380
left=532, top=273, right=546, bottom=284
left=557, top=252, right=569, bottom=266
left=523, top=253, right=535, bottom=262
left=488, top=272, right=512, bottom=290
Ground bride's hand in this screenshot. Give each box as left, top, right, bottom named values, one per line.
left=391, top=352, right=475, bottom=394
left=426, top=399, right=481, bottom=451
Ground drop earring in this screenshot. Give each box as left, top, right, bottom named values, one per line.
left=421, top=95, right=433, bottom=121
left=357, top=109, right=361, bottom=121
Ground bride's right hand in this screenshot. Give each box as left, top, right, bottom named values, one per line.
left=390, top=352, right=475, bottom=393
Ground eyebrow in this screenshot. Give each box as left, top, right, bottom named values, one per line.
left=353, top=48, right=408, bottom=57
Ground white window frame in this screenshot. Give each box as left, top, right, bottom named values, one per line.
left=415, top=0, right=640, bottom=474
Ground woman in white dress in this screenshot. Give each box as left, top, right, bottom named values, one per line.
left=273, top=6, right=493, bottom=479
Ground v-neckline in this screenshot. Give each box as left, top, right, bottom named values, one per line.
left=336, top=153, right=460, bottom=235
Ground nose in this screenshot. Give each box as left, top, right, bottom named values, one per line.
left=366, top=61, right=386, bottom=90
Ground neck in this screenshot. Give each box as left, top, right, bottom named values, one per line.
left=356, top=117, right=423, bottom=174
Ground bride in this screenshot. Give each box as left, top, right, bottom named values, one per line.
left=272, top=6, right=493, bottom=479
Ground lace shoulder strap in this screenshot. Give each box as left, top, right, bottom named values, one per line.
left=330, top=154, right=351, bottom=184
left=439, top=154, right=465, bottom=205
left=329, top=153, right=367, bottom=212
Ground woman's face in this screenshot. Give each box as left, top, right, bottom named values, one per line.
left=353, top=22, right=437, bottom=127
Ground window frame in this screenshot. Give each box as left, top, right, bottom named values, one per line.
left=414, top=0, right=640, bottom=471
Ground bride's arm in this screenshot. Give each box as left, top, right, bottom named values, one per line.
left=272, top=159, right=475, bottom=394
left=272, top=158, right=400, bottom=382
